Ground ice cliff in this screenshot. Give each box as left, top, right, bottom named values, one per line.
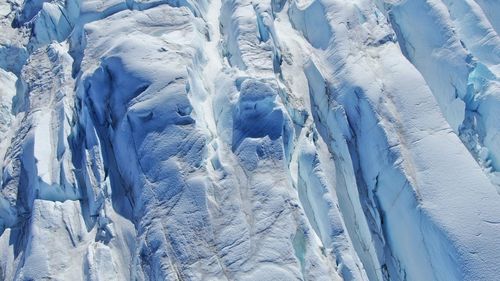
left=0, top=0, right=500, bottom=280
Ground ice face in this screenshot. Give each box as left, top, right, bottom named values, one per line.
left=1, top=0, right=500, bottom=280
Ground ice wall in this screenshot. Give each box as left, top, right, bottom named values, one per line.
left=1, top=0, right=500, bottom=280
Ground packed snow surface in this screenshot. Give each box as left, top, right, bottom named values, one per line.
left=0, top=0, right=500, bottom=280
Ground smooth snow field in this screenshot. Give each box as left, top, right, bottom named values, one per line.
left=0, top=0, right=500, bottom=280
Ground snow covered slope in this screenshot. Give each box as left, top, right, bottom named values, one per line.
left=0, top=0, right=500, bottom=280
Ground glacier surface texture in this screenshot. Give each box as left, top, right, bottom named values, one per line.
left=0, top=0, right=500, bottom=280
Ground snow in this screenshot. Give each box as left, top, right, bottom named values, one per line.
left=289, top=0, right=332, bottom=50
left=1, top=0, right=500, bottom=280
left=0, top=69, right=15, bottom=137
left=384, top=0, right=500, bottom=188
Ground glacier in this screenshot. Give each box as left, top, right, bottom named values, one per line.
left=0, top=0, right=500, bottom=280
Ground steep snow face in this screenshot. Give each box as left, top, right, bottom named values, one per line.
left=383, top=0, right=500, bottom=186
left=1, top=0, right=500, bottom=280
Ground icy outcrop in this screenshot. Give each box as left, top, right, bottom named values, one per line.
left=383, top=0, right=500, bottom=185
left=1, top=0, right=500, bottom=280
